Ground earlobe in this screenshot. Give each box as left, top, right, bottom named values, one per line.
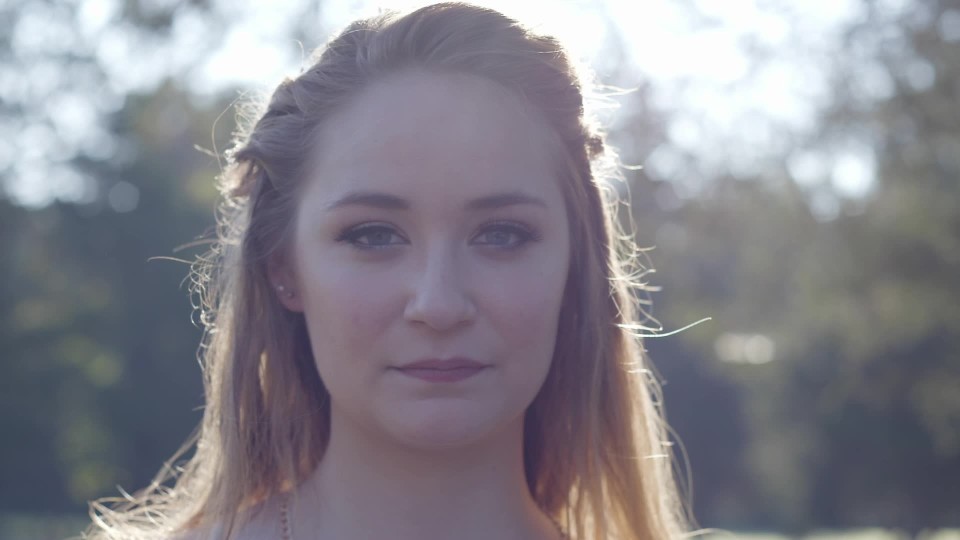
left=273, top=283, right=304, bottom=312
left=267, top=253, right=305, bottom=312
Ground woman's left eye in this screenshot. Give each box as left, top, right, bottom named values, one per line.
left=472, top=222, right=539, bottom=249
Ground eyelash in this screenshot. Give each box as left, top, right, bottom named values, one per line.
left=335, top=221, right=541, bottom=251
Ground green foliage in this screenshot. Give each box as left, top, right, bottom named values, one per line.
left=637, top=0, right=960, bottom=532
left=0, top=83, right=227, bottom=511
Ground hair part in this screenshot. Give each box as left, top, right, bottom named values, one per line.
left=84, top=3, right=695, bottom=539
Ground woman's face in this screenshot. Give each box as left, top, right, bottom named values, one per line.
left=274, top=71, right=571, bottom=450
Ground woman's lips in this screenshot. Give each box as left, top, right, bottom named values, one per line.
left=396, top=366, right=488, bottom=382
left=394, top=357, right=489, bottom=383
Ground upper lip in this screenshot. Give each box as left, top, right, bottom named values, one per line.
left=397, top=357, right=489, bottom=370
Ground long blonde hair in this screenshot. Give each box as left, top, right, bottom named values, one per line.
left=84, top=3, right=695, bottom=539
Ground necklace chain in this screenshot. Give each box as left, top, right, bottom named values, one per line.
left=280, top=492, right=292, bottom=540
left=278, top=492, right=568, bottom=539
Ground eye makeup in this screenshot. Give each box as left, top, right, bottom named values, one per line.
left=333, top=219, right=542, bottom=251
left=335, top=222, right=408, bottom=250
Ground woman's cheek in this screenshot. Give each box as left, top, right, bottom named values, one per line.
left=316, top=261, right=401, bottom=331
left=481, top=258, right=566, bottom=335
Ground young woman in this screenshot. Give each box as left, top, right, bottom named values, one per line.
left=85, top=3, right=695, bottom=539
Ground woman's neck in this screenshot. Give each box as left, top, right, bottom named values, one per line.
left=288, top=410, right=559, bottom=540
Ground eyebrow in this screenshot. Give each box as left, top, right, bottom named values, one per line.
left=324, top=190, right=548, bottom=211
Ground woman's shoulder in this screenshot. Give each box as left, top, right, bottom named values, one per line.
left=165, top=521, right=224, bottom=540
left=232, top=501, right=282, bottom=540
left=167, top=497, right=281, bottom=540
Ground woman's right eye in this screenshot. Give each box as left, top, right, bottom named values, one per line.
left=336, top=224, right=406, bottom=249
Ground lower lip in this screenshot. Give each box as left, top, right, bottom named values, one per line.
left=395, top=366, right=487, bottom=383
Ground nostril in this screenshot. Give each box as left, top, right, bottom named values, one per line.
left=403, top=286, right=476, bottom=330
left=403, top=253, right=477, bottom=329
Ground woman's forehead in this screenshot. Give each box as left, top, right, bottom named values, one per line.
left=304, top=70, right=564, bottom=208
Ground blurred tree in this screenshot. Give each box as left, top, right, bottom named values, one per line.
left=635, top=0, right=960, bottom=532
left=0, top=82, right=228, bottom=511
left=798, top=0, right=960, bottom=531
left=1, top=0, right=323, bottom=514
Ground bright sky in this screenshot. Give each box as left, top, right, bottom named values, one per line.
left=6, top=0, right=920, bottom=211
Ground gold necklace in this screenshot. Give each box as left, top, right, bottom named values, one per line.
left=278, top=493, right=568, bottom=539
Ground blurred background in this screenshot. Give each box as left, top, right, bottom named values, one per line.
left=1, top=0, right=958, bottom=538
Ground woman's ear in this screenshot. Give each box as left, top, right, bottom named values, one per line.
left=267, top=249, right=305, bottom=312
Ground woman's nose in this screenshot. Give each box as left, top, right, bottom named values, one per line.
left=403, top=248, right=477, bottom=332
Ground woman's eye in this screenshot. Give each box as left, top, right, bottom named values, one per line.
left=336, top=224, right=406, bottom=249
left=473, top=222, right=539, bottom=249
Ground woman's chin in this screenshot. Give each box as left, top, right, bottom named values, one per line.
left=379, top=404, right=514, bottom=451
